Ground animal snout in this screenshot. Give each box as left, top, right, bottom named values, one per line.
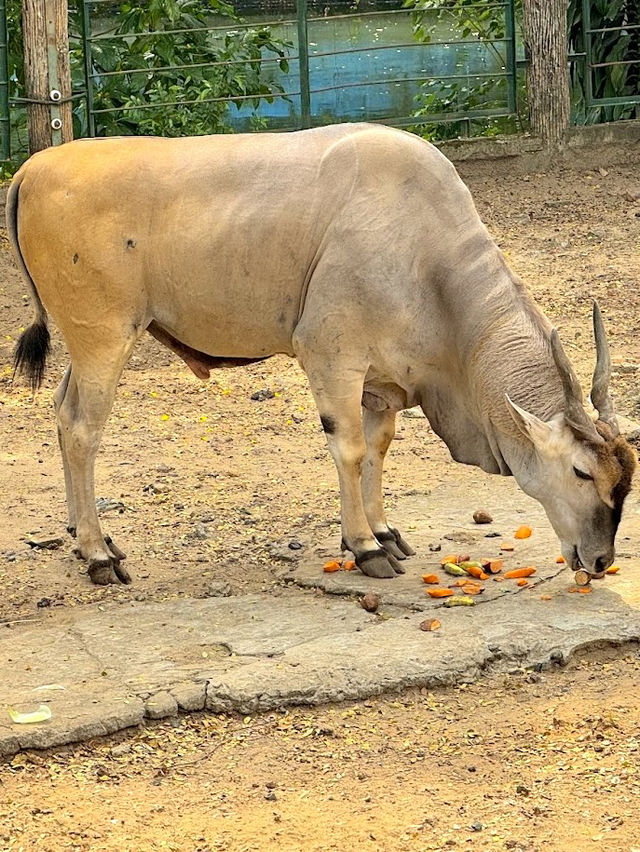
left=593, top=553, right=614, bottom=574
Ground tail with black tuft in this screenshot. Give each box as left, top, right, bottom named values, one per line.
left=13, top=319, right=51, bottom=392
left=6, top=165, right=51, bottom=392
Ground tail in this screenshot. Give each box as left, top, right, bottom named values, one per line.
left=7, top=169, right=51, bottom=392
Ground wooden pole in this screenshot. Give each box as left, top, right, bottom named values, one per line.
left=22, top=0, right=73, bottom=154
left=521, top=0, right=570, bottom=148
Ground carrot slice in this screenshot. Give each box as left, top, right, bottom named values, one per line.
left=500, top=543, right=515, bottom=551
left=461, top=584, right=484, bottom=596
left=440, top=554, right=460, bottom=566
left=578, top=586, right=593, bottom=594
left=606, top=565, right=620, bottom=575
left=465, top=565, right=489, bottom=580
left=484, top=559, right=503, bottom=574
left=323, top=560, right=341, bottom=573
left=516, top=579, right=528, bottom=587
left=556, top=555, right=566, bottom=564
left=541, top=594, right=552, bottom=601
left=504, top=567, right=536, bottom=579
left=514, top=525, right=532, bottom=539
left=427, top=588, right=454, bottom=598
left=343, top=560, right=356, bottom=571
left=422, top=573, right=439, bottom=584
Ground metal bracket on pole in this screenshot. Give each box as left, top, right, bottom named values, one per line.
left=44, top=0, right=63, bottom=145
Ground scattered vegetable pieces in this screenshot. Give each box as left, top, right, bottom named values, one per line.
left=422, top=573, right=440, bottom=584
left=606, top=565, right=620, bottom=575
left=7, top=704, right=52, bottom=725
left=484, top=559, right=503, bottom=574
left=556, top=555, right=566, bottom=564
left=443, top=595, right=476, bottom=607
left=514, top=525, right=532, bottom=539
left=461, top=584, right=484, bottom=596
left=465, top=565, right=489, bottom=580
left=578, top=586, right=593, bottom=594
left=323, top=560, right=341, bottom=573
left=419, top=618, right=441, bottom=632
left=443, top=562, right=468, bottom=577
left=343, top=560, right=356, bottom=571
left=440, top=554, right=461, bottom=566
left=504, top=567, right=536, bottom=579
left=427, top=588, right=454, bottom=598
left=516, top=579, right=528, bottom=587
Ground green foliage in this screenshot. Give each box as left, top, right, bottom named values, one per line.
left=568, top=0, right=639, bottom=124
left=5, top=0, right=291, bottom=154
left=404, top=0, right=523, bottom=140
left=73, top=0, right=292, bottom=137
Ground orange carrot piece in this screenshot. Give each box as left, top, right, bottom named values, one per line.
left=465, top=565, right=489, bottom=580
left=323, top=560, right=341, bottom=573
left=556, top=555, right=566, bottom=564
left=516, top=579, right=528, bottom=587
left=578, top=586, right=593, bottom=594
left=541, top=594, right=552, bottom=601
left=422, top=573, right=439, bottom=584
left=461, top=584, right=483, bottom=596
left=569, top=586, right=579, bottom=593
left=504, top=567, right=536, bottom=579
left=500, top=542, right=515, bottom=551
left=343, top=560, right=356, bottom=571
left=606, top=565, right=620, bottom=575
left=485, top=559, right=503, bottom=574
left=440, top=554, right=460, bottom=566
left=427, top=588, right=454, bottom=598
left=493, top=576, right=505, bottom=582
left=514, top=525, right=532, bottom=539
left=452, top=579, right=470, bottom=587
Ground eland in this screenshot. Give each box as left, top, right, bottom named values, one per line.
left=10, top=123, right=635, bottom=585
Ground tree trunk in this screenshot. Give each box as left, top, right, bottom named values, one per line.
left=521, top=0, right=570, bottom=148
left=22, top=0, right=73, bottom=154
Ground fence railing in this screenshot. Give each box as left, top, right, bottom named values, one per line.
left=581, top=0, right=640, bottom=110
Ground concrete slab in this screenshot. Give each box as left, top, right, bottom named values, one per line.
left=2, top=481, right=639, bottom=758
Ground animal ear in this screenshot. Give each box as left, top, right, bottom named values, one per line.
left=504, top=395, right=553, bottom=447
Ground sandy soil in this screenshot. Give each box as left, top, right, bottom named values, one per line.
left=0, top=159, right=639, bottom=850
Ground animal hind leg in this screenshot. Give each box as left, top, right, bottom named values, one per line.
left=55, top=366, right=127, bottom=563
left=362, top=406, right=415, bottom=560
left=57, top=339, right=137, bottom=585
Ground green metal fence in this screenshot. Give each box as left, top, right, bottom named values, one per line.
left=581, top=0, right=640, bottom=111
left=78, top=0, right=518, bottom=138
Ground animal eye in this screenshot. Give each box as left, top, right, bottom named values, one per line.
left=573, top=466, right=593, bottom=481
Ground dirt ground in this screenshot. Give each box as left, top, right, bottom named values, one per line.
left=1, top=159, right=640, bottom=850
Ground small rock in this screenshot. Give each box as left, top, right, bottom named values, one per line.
left=288, top=540, right=303, bottom=551
left=470, top=821, right=483, bottom=832
left=4, top=551, right=16, bottom=562
left=265, top=780, right=277, bottom=789
left=142, top=483, right=164, bottom=495
left=251, top=388, right=276, bottom=402
left=110, top=743, right=132, bottom=758
left=515, top=783, right=530, bottom=795
left=95, top=497, right=126, bottom=514
left=401, top=407, right=425, bottom=419
left=361, top=593, right=380, bottom=613
left=264, top=790, right=277, bottom=801
left=472, top=510, right=493, bottom=524
left=467, top=765, right=476, bottom=773
left=428, top=543, right=442, bottom=552
left=484, top=531, right=501, bottom=538
left=204, top=581, right=232, bottom=598
left=624, top=188, right=640, bottom=203
left=267, top=545, right=298, bottom=563
left=25, top=535, right=64, bottom=550
left=193, top=523, right=208, bottom=540
left=36, top=598, right=52, bottom=609
left=598, top=167, right=609, bottom=178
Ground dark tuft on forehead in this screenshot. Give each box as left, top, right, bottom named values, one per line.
left=591, top=423, right=637, bottom=512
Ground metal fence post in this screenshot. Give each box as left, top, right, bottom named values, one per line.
left=505, top=0, right=517, bottom=115
left=81, top=0, right=95, bottom=136
left=0, top=0, right=10, bottom=159
left=296, top=0, right=311, bottom=128
left=581, top=0, right=593, bottom=109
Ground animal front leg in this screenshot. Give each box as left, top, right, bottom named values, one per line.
left=362, top=407, right=415, bottom=560
left=308, top=385, right=405, bottom=579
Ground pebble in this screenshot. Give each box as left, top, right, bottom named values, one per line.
left=472, top=510, right=493, bottom=524
left=361, top=593, right=380, bottom=613
left=25, top=535, right=64, bottom=550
